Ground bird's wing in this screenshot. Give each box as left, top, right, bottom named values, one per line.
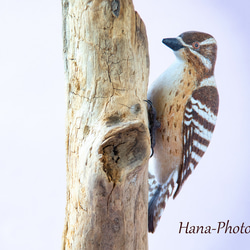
left=174, top=86, right=219, bottom=198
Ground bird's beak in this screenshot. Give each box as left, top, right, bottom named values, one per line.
left=162, top=38, right=184, bottom=51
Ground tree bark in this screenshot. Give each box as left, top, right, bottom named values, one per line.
left=62, top=0, right=150, bottom=249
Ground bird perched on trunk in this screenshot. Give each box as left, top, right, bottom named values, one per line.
left=147, top=31, right=219, bottom=233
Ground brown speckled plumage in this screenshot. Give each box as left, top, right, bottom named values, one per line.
left=147, top=31, right=219, bottom=233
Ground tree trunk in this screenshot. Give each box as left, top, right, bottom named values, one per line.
left=61, top=0, right=150, bottom=249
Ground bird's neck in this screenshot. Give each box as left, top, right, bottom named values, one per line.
left=186, top=57, right=215, bottom=84
left=178, top=58, right=215, bottom=88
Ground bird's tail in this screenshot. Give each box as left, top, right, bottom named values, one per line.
left=148, top=170, right=178, bottom=233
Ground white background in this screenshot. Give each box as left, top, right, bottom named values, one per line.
left=0, top=0, right=250, bottom=249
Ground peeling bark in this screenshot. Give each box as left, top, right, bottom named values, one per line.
left=62, top=0, right=150, bottom=249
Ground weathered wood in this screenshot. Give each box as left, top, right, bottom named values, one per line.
left=62, top=0, right=150, bottom=249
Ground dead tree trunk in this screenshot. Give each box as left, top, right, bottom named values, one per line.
left=62, top=0, right=150, bottom=249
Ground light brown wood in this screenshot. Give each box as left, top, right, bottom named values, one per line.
left=62, top=0, right=150, bottom=249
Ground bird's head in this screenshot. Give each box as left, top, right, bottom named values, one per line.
left=162, top=31, right=217, bottom=75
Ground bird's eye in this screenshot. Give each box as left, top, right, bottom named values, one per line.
left=192, top=42, right=200, bottom=50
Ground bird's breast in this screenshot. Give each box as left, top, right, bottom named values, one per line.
left=148, top=63, right=197, bottom=183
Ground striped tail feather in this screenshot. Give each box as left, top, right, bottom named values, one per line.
left=148, top=170, right=178, bottom=233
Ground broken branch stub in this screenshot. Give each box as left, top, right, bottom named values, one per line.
left=99, top=122, right=149, bottom=183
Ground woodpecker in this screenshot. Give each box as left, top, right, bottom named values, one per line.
left=147, top=31, right=219, bottom=233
